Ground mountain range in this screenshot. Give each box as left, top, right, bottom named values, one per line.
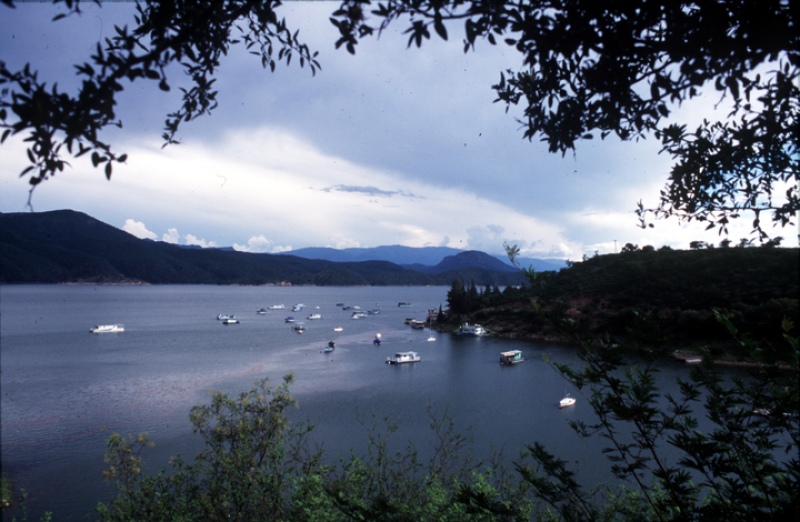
left=0, top=210, right=557, bottom=286
left=279, top=246, right=566, bottom=272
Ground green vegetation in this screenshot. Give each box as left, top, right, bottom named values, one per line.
left=92, top=375, right=528, bottom=522
left=446, top=247, right=799, bottom=360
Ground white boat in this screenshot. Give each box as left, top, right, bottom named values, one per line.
left=499, top=350, right=524, bottom=364
left=284, top=316, right=296, bottom=323
left=222, top=318, right=239, bottom=325
left=559, top=394, right=577, bottom=408
left=256, top=308, right=268, bottom=314
left=351, top=311, right=368, bottom=319
left=459, top=322, right=486, bottom=336
left=386, top=351, right=421, bottom=364
left=90, top=324, right=124, bottom=334
left=268, top=304, right=286, bottom=310
left=292, top=304, right=305, bottom=312
left=307, top=313, right=322, bottom=320
left=217, top=314, right=236, bottom=321
left=333, top=326, right=343, bottom=332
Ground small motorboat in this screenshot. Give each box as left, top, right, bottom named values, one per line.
left=322, top=340, right=336, bottom=353
left=90, top=324, right=124, bottom=334
left=333, top=326, right=343, bottom=332
left=559, top=394, right=577, bottom=408
left=373, top=333, right=382, bottom=346
left=307, top=313, right=322, bottom=320
left=222, top=318, right=239, bottom=325
left=217, top=314, right=236, bottom=321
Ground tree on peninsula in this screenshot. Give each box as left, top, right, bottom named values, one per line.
left=1, top=0, right=796, bottom=235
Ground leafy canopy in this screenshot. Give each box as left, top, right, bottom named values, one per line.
left=1, top=0, right=797, bottom=237
left=331, top=0, right=798, bottom=238
left=0, top=0, right=319, bottom=205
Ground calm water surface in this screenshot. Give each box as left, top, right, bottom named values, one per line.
left=1, top=285, right=701, bottom=520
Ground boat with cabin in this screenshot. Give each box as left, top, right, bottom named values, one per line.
left=386, top=351, right=421, bottom=364
left=499, top=350, right=524, bottom=364
left=459, top=322, right=486, bottom=336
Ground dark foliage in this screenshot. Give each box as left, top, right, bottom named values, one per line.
left=331, top=0, right=797, bottom=238
left=446, top=247, right=799, bottom=353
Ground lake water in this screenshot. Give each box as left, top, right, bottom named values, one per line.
left=1, top=284, right=711, bottom=520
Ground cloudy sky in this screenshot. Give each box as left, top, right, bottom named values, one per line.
left=1, top=2, right=794, bottom=259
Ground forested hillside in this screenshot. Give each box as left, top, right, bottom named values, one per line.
left=445, top=247, right=799, bottom=355
left=0, top=210, right=526, bottom=286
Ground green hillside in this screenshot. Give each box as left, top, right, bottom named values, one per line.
left=445, top=247, right=799, bottom=357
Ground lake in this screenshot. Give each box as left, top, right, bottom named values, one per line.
left=1, top=284, right=708, bottom=521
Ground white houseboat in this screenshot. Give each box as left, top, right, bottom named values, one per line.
left=386, top=351, right=421, bottom=364
left=459, top=322, right=486, bottom=336
left=499, top=350, right=524, bottom=365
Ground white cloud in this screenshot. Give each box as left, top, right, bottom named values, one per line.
left=233, top=235, right=272, bottom=253
left=1, top=2, right=795, bottom=261
left=185, top=234, right=216, bottom=248
left=162, top=228, right=180, bottom=244
left=122, top=219, right=156, bottom=240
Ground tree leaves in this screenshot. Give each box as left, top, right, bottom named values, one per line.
left=1, top=0, right=321, bottom=196
left=329, top=0, right=798, bottom=239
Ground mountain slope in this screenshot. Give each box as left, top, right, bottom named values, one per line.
left=0, top=210, right=526, bottom=286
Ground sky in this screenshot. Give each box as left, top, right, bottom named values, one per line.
left=1, top=2, right=796, bottom=260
